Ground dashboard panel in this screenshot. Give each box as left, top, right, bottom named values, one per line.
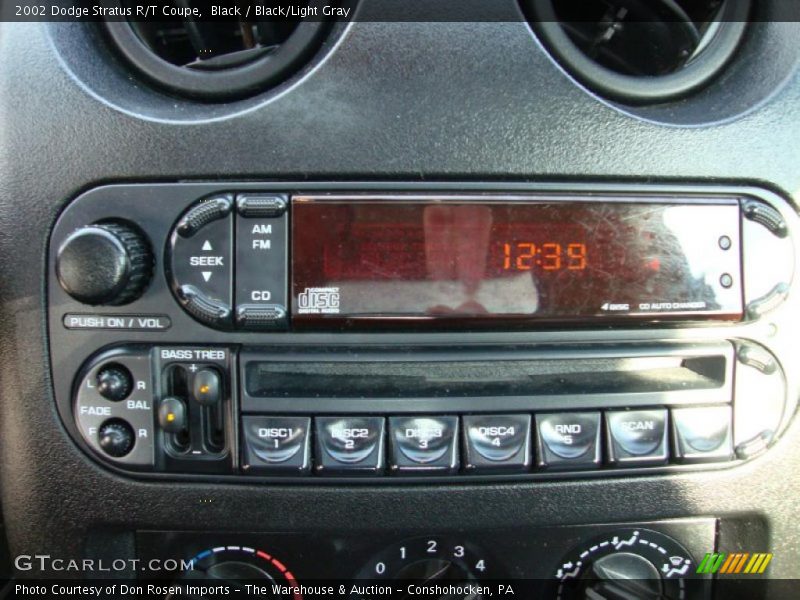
left=0, top=1, right=799, bottom=599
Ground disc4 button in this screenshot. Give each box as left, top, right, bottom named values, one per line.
left=463, top=414, right=531, bottom=472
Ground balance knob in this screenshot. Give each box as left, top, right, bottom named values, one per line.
left=96, top=365, right=133, bottom=402
left=98, top=419, right=135, bottom=458
left=56, top=222, right=153, bottom=305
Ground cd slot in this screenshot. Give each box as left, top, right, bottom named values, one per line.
left=240, top=343, right=733, bottom=414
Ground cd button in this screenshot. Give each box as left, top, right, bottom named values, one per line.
left=315, top=416, right=385, bottom=475
left=389, top=416, right=459, bottom=474
left=235, top=205, right=288, bottom=330
left=463, top=414, right=531, bottom=471
left=536, top=412, right=601, bottom=469
left=672, top=406, right=733, bottom=463
left=606, top=409, right=668, bottom=466
left=241, top=416, right=311, bottom=475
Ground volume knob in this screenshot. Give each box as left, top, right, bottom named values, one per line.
left=56, top=222, right=153, bottom=305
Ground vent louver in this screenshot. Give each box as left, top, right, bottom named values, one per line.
left=105, top=1, right=332, bottom=101
left=523, top=0, right=750, bottom=103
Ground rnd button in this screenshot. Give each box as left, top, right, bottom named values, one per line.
left=553, top=423, right=582, bottom=443
left=536, top=412, right=602, bottom=470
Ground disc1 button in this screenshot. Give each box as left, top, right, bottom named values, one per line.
left=241, top=416, right=311, bottom=475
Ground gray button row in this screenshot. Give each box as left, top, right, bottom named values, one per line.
left=240, top=407, right=733, bottom=476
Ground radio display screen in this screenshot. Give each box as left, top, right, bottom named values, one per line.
left=290, top=196, right=743, bottom=327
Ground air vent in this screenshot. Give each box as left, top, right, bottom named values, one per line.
left=105, top=1, right=332, bottom=100
left=522, top=0, right=750, bottom=103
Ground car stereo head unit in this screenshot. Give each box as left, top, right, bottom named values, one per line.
left=45, top=183, right=797, bottom=483
left=52, top=188, right=790, bottom=332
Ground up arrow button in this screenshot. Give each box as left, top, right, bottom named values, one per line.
left=202, top=240, right=213, bottom=251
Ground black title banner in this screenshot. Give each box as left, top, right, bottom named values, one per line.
left=1, top=0, right=796, bottom=23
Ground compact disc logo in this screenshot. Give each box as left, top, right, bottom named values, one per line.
left=297, top=287, right=340, bottom=314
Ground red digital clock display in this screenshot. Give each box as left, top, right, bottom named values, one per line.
left=290, top=197, right=743, bottom=328
left=502, top=242, right=587, bottom=271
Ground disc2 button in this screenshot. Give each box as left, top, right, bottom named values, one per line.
left=463, top=414, right=531, bottom=472
left=241, top=416, right=311, bottom=475
left=389, top=416, right=459, bottom=474
left=315, top=416, right=386, bottom=475
left=606, top=409, right=668, bottom=466
left=536, top=412, right=601, bottom=470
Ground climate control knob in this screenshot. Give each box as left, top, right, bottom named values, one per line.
left=554, top=529, right=704, bottom=600
left=56, top=222, right=153, bottom=305
left=582, top=552, right=663, bottom=599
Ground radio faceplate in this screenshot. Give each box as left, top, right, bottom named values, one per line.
left=166, top=193, right=750, bottom=330
left=67, top=341, right=786, bottom=481
left=46, top=182, right=798, bottom=483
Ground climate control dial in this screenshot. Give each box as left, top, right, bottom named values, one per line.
left=554, top=529, right=706, bottom=600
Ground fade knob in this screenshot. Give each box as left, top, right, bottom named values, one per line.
left=97, top=419, right=135, bottom=458
left=56, top=222, right=153, bottom=305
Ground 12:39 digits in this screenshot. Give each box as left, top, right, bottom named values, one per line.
left=502, top=242, right=587, bottom=271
